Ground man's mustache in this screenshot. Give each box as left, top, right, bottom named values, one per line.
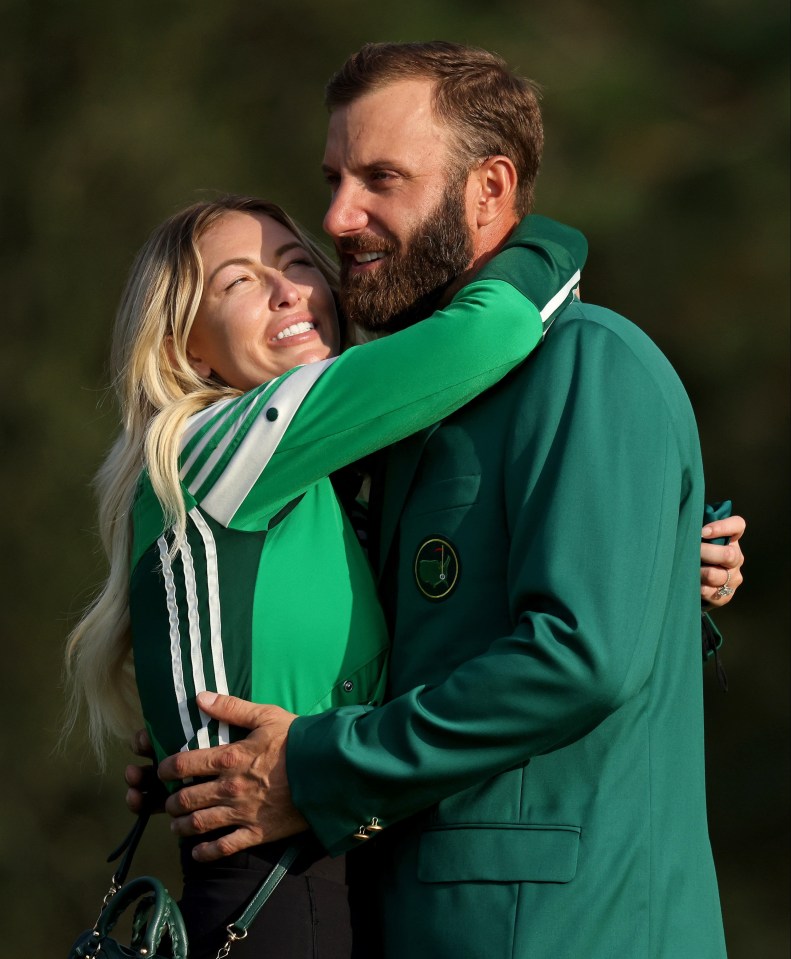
left=336, top=234, right=399, bottom=256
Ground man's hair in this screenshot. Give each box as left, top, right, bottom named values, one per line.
left=325, top=41, right=544, bottom=216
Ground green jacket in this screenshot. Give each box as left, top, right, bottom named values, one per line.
left=288, top=222, right=726, bottom=957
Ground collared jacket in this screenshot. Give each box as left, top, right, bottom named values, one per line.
left=288, top=218, right=727, bottom=958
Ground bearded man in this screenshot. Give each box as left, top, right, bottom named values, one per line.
left=141, top=42, right=743, bottom=958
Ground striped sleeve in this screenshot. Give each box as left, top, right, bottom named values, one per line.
left=181, top=361, right=337, bottom=527
left=179, top=221, right=586, bottom=529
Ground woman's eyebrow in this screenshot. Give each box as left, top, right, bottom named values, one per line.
left=274, top=241, right=305, bottom=258
left=206, top=244, right=307, bottom=286
left=206, top=256, right=255, bottom=286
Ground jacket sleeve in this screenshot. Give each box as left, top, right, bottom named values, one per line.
left=179, top=223, right=585, bottom=529
left=286, top=307, right=705, bottom=855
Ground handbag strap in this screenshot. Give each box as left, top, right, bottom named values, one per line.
left=108, top=813, right=307, bottom=958
left=214, top=841, right=304, bottom=958
left=107, top=810, right=150, bottom=888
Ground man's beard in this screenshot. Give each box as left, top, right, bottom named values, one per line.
left=338, top=185, right=474, bottom=334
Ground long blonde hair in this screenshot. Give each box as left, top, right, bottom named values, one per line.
left=65, top=196, right=341, bottom=763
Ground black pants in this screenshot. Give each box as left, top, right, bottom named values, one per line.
left=177, top=834, right=353, bottom=959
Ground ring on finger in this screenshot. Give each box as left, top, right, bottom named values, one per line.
left=716, top=568, right=734, bottom=598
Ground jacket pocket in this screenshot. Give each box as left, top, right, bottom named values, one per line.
left=418, top=824, right=580, bottom=884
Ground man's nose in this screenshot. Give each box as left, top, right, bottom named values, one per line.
left=323, top=181, right=368, bottom=239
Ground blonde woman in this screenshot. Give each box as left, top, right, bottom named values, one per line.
left=67, top=195, right=585, bottom=957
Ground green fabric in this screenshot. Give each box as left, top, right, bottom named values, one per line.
left=417, top=824, right=581, bottom=883
left=130, top=218, right=586, bottom=769
left=288, top=285, right=726, bottom=956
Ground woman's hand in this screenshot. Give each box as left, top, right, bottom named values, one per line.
left=124, top=727, right=167, bottom=814
left=700, top=514, right=746, bottom=609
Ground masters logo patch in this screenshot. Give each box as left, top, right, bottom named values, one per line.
left=414, top=536, right=460, bottom=600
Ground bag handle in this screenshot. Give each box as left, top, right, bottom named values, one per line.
left=104, top=876, right=189, bottom=959
left=69, top=875, right=188, bottom=959
left=107, top=813, right=306, bottom=958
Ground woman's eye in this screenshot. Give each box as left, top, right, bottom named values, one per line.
left=283, top=259, right=315, bottom=271
left=225, top=275, right=250, bottom=290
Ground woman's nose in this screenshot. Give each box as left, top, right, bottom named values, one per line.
left=271, top=274, right=302, bottom=309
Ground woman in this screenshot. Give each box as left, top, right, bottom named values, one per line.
left=66, top=195, right=584, bottom=957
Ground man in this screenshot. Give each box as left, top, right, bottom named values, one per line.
left=137, top=42, right=745, bottom=957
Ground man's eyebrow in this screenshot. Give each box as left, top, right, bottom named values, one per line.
left=321, top=160, right=401, bottom=176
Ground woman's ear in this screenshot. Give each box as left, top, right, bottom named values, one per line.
left=165, top=334, right=212, bottom=379
left=470, top=155, right=518, bottom=227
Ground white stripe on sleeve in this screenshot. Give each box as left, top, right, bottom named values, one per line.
left=180, top=396, right=238, bottom=480
left=200, top=358, right=337, bottom=526
left=540, top=269, right=581, bottom=337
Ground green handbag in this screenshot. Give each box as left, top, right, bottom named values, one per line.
left=68, top=875, right=188, bottom=958
left=68, top=810, right=303, bottom=958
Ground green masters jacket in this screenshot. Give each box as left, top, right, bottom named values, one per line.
left=288, top=218, right=726, bottom=958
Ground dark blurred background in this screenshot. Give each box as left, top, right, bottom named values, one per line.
left=2, top=1, right=788, bottom=954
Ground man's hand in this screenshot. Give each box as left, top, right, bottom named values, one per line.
left=157, top=692, right=308, bottom=862
left=700, top=514, right=746, bottom=608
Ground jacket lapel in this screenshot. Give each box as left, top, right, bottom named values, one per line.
left=375, top=423, right=440, bottom=580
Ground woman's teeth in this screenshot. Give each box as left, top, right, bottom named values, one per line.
left=276, top=321, right=315, bottom=340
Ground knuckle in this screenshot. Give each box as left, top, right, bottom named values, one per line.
left=218, top=746, right=242, bottom=771
left=189, top=811, right=206, bottom=833
left=171, top=790, right=192, bottom=813
left=220, top=777, right=244, bottom=799
left=215, top=835, right=237, bottom=857
left=169, top=754, right=188, bottom=779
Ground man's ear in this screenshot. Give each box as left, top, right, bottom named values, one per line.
left=469, top=156, right=518, bottom=227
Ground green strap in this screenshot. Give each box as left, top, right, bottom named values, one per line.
left=229, top=841, right=304, bottom=935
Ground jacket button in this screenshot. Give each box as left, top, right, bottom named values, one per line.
left=266, top=407, right=279, bottom=421
left=343, top=680, right=354, bottom=692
